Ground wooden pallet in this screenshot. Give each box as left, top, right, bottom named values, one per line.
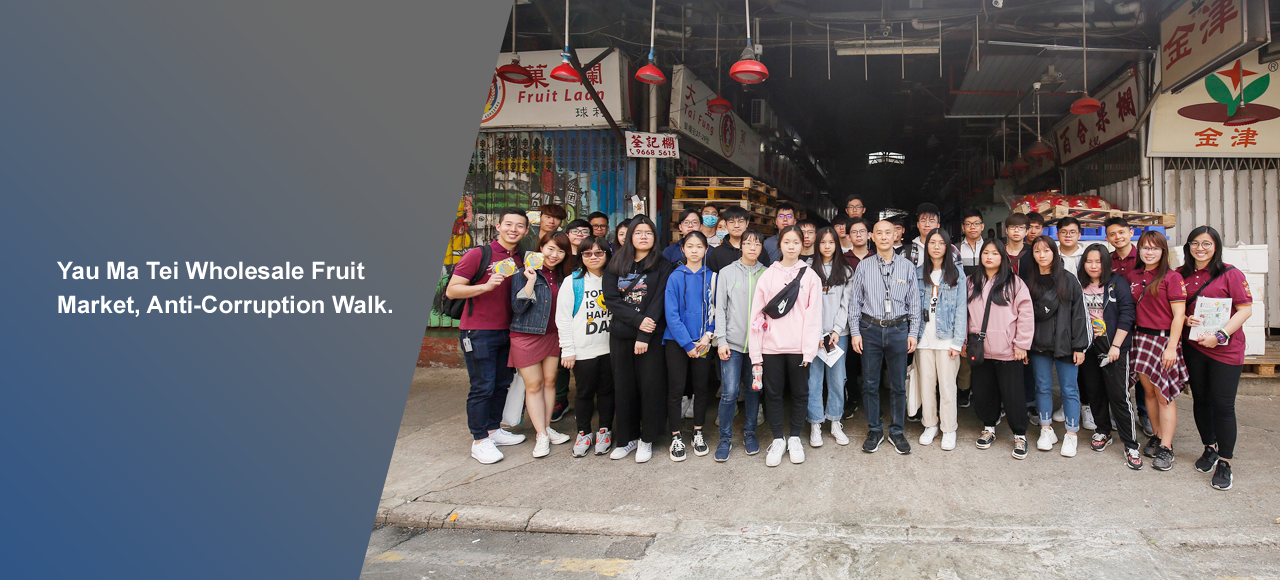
left=676, top=176, right=777, bottom=197
left=672, top=198, right=775, bottom=217
left=1043, top=206, right=1176, bottom=227
left=674, top=186, right=772, bottom=204
left=1243, top=346, right=1279, bottom=377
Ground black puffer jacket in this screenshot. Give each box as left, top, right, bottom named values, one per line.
left=1029, top=275, right=1091, bottom=359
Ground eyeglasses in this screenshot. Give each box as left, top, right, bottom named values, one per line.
left=581, top=250, right=607, bottom=258
left=1007, top=226, right=1026, bottom=232
left=631, top=230, right=653, bottom=237
left=680, top=219, right=701, bottom=226
left=919, top=217, right=939, bottom=225
left=962, top=220, right=983, bottom=227
left=1139, top=246, right=1163, bottom=253
left=1188, top=241, right=1215, bottom=249
left=846, top=204, right=864, bottom=210
left=569, top=228, right=590, bottom=236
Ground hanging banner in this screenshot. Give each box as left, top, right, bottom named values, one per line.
left=1052, top=69, right=1141, bottom=166
left=1159, top=0, right=1271, bottom=93
left=1149, top=47, right=1280, bottom=157
left=481, top=48, right=629, bottom=128
left=668, top=65, right=762, bottom=176
left=624, top=131, right=680, bottom=158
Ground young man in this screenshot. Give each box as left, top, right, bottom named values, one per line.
left=798, top=219, right=818, bottom=264
left=1003, top=212, right=1031, bottom=277
left=706, top=206, right=769, bottom=272
left=1105, top=217, right=1139, bottom=277
left=845, top=195, right=868, bottom=220
left=832, top=215, right=852, bottom=254
left=517, top=203, right=567, bottom=254
left=843, top=217, right=871, bottom=270
left=1056, top=216, right=1085, bottom=279
left=958, top=207, right=985, bottom=279
left=889, top=216, right=907, bottom=254
left=1025, top=211, right=1045, bottom=242
left=905, top=203, right=962, bottom=269
left=663, top=209, right=702, bottom=264
left=848, top=220, right=921, bottom=456
left=445, top=208, right=530, bottom=464
left=842, top=216, right=871, bottom=419
left=565, top=219, right=591, bottom=249
left=762, top=203, right=797, bottom=262
left=587, top=211, right=610, bottom=240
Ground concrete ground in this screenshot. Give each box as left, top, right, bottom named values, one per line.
left=368, top=367, right=1280, bottom=578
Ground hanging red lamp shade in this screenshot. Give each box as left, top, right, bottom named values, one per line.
left=999, top=164, right=1014, bottom=178
left=1011, top=156, right=1031, bottom=171
left=1070, top=95, right=1101, bottom=115
left=496, top=60, right=534, bottom=85
left=635, top=62, right=666, bottom=85
left=707, top=95, right=732, bottom=114
left=1027, top=140, right=1053, bottom=157
left=730, top=57, right=769, bottom=84
left=550, top=58, right=580, bottom=83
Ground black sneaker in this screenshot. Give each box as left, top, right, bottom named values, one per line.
left=976, top=430, right=996, bottom=449
left=1138, top=414, right=1155, bottom=438
left=842, top=400, right=860, bottom=420
left=550, top=401, right=571, bottom=423
left=1142, top=435, right=1161, bottom=458
left=1194, top=446, right=1220, bottom=473
left=669, top=434, right=687, bottom=462
left=1152, top=446, right=1174, bottom=471
left=1012, top=436, right=1028, bottom=460
left=862, top=430, right=884, bottom=453
left=1125, top=447, right=1143, bottom=470
left=888, top=432, right=911, bottom=455
left=957, top=389, right=971, bottom=408
left=1090, top=433, right=1111, bottom=452
left=906, top=410, right=922, bottom=423
left=1211, top=461, right=1232, bottom=490
left=691, top=430, right=709, bottom=456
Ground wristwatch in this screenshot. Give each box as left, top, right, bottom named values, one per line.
left=1214, top=330, right=1230, bottom=345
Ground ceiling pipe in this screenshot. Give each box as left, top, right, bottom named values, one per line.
left=1033, top=13, right=1145, bottom=29
left=1113, top=2, right=1142, bottom=15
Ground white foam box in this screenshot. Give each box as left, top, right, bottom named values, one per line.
left=1244, top=273, right=1266, bottom=328
left=1245, top=328, right=1266, bottom=357
left=1221, top=245, right=1269, bottom=274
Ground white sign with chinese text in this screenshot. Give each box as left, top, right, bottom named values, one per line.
left=1051, top=70, right=1141, bottom=165
left=481, top=48, right=628, bottom=128
left=1159, top=0, right=1269, bottom=93
left=1149, top=47, right=1280, bottom=157
left=667, top=65, right=762, bottom=176
left=624, top=131, right=680, bottom=158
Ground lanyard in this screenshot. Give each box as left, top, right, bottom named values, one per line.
left=878, top=256, right=895, bottom=315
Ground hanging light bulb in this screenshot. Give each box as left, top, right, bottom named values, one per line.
left=729, top=0, right=768, bottom=84
left=550, top=0, right=580, bottom=83
left=1070, top=0, right=1101, bottom=115
left=1028, top=92, right=1054, bottom=157
left=707, top=14, right=731, bottom=114
left=635, top=0, right=666, bottom=85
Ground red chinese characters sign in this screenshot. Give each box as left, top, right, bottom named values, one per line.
left=481, top=48, right=628, bottom=128
left=667, top=65, right=762, bottom=175
left=624, top=131, right=680, bottom=159
left=1050, top=70, right=1141, bottom=165
left=1159, top=0, right=1268, bottom=93
left=1149, top=46, right=1280, bottom=157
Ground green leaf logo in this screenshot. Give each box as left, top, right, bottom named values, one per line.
left=1205, top=74, right=1233, bottom=107
left=1242, top=74, right=1270, bottom=104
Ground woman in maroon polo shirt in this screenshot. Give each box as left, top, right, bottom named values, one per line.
left=1125, top=231, right=1188, bottom=472
left=1180, top=226, right=1254, bottom=491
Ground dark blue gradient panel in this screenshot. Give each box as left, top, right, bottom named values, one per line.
left=2, top=1, right=507, bottom=578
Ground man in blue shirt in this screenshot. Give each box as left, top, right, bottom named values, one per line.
left=761, top=203, right=797, bottom=262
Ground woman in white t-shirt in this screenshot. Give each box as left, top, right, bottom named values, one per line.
left=556, top=236, right=616, bottom=458
left=912, top=229, right=968, bottom=450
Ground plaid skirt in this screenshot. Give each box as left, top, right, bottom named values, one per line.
left=1130, top=332, right=1189, bottom=403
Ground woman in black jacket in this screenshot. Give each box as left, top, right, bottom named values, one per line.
left=1025, top=236, right=1090, bottom=457
left=1077, top=244, right=1142, bottom=469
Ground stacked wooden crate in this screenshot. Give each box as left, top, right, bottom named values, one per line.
left=671, top=176, right=787, bottom=237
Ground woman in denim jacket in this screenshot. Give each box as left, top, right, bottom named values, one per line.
left=912, top=229, right=967, bottom=451
left=510, top=232, right=574, bottom=458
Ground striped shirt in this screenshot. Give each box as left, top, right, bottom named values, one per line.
left=847, top=251, right=921, bottom=339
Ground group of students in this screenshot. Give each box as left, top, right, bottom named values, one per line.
left=446, top=197, right=1253, bottom=492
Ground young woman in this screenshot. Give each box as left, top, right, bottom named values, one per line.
left=663, top=232, right=716, bottom=460
left=714, top=230, right=768, bottom=462
left=509, top=232, right=574, bottom=457
left=913, top=229, right=967, bottom=451
left=700, top=204, right=723, bottom=248
left=967, top=239, right=1034, bottom=459
left=612, top=220, right=629, bottom=252
left=1126, top=231, right=1188, bottom=471
left=1181, top=226, right=1254, bottom=490
left=556, top=236, right=615, bottom=458
left=749, top=226, right=823, bottom=467
left=807, top=227, right=853, bottom=448
left=1025, top=235, right=1090, bottom=456
left=602, top=216, right=673, bottom=463
left=1076, top=244, right=1142, bottom=469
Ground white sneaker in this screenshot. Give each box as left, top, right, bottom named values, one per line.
left=594, top=428, right=613, bottom=455
left=1061, top=432, right=1078, bottom=457
left=1052, top=407, right=1065, bottom=423
left=765, top=438, right=786, bottom=467
left=610, top=439, right=637, bottom=460
left=471, top=438, right=504, bottom=464
left=919, top=426, right=939, bottom=446
left=636, top=440, right=653, bottom=463
left=682, top=396, right=694, bottom=419
left=787, top=436, right=805, bottom=464
left=532, top=433, right=550, bottom=458
left=809, top=423, right=824, bottom=448
left=489, top=428, right=525, bottom=446
left=940, top=431, right=957, bottom=451
left=545, top=426, right=570, bottom=445
left=572, top=431, right=593, bottom=458
left=831, top=421, right=850, bottom=446
left=1037, top=427, right=1058, bottom=451
left=1081, top=406, right=1097, bottom=430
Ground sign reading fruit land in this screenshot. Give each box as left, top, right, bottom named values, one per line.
left=1149, top=47, right=1280, bottom=157
left=668, top=65, right=762, bottom=176
left=1158, top=0, right=1271, bottom=93
left=481, top=48, right=629, bottom=128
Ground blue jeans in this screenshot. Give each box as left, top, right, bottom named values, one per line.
left=461, top=329, right=515, bottom=440
left=807, top=334, right=849, bottom=423
left=717, top=349, right=759, bottom=441
left=860, top=320, right=909, bottom=435
left=1030, top=354, right=1081, bottom=432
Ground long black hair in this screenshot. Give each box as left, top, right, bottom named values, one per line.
left=814, top=227, right=853, bottom=287
left=608, top=215, right=663, bottom=275
left=1077, top=243, right=1113, bottom=286
left=1025, top=235, right=1071, bottom=300
left=921, top=229, right=960, bottom=288
left=1179, top=225, right=1227, bottom=279
left=969, top=238, right=1016, bottom=306
left=575, top=235, right=611, bottom=276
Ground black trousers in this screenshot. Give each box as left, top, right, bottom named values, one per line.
left=573, top=355, right=615, bottom=436
left=970, top=359, right=1028, bottom=436
left=610, top=335, right=667, bottom=444
left=554, top=365, right=571, bottom=405
left=1078, top=343, right=1139, bottom=450
left=1185, top=344, right=1243, bottom=460
left=666, top=341, right=714, bottom=431
left=844, top=348, right=862, bottom=411
left=762, top=353, right=809, bottom=440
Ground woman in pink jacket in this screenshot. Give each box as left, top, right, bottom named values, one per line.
left=966, top=239, right=1035, bottom=459
left=750, top=225, right=823, bottom=467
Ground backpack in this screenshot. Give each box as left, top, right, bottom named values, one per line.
left=572, top=271, right=586, bottom=316
left=443, top=245, right=491, bottom=319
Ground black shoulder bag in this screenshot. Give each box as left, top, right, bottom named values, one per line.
left=443, top=244, right=492, bottom=319
left=966, top=286, right=996, bottom=365
left=762, top=266, right=807, bottom=319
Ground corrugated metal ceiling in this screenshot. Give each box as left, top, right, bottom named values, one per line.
left=950, top=51, right=1135, bottom=117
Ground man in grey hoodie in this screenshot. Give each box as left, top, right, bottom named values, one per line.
left=713, top=230, right=769, bottom=461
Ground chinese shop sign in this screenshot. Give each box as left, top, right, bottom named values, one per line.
left=667, top=65, right=762, bottom=176
left=1159, top=0, right=1271, bottom=93
left=1051, top=69, right=1141, bottom=166
left=624, top=131, right=680, bottom=159
left=481, top=48, right=629, bottom=128
left=1149, top=47, right=1280, bottom=157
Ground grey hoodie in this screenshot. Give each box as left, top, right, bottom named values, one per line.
left=714, top=258, right=767, bottom=353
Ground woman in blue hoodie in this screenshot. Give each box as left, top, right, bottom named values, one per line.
left=664, top=231, right=716, bottom=461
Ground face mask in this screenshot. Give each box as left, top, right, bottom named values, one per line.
left=702, top=215, right=718, bottom=227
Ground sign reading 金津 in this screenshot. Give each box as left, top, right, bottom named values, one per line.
left=1051, top=69, right=1141, bottom=166
left=1149, top=47, right=1280, bottom=157
left=1159, top=0, right=1271, bottom=93
left=624, top=131, right=679, bottom=159
left=667, top=65, right=762, bottom=176
left=481, top=48, right=629, bottom=128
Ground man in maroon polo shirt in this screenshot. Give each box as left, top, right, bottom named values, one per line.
left=445, top=208, right=529, bottom=464
left=1106, top=217, right=1139, bottom=277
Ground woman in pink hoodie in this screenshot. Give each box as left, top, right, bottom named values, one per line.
left=965, top=239, right=1035, bottom=459
left=750, top=226, right=823, bottom=467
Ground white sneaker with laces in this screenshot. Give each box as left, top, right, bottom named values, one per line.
left=831, top=421, right=849, bottom=446
left=471, top=438, right=504, bottom=464
left=1081, top=406, right=1097, bottom=430
left=532, top=433, right=550, bottom=458
left=919, top=426, right=939, bottom=446
left=1061, top=432, right=1078, bottom=457
left=594, top=428, right=613, bottom=455
left=787, top=436, right=805, bottom=464
left=1037, top=427, right=1058, bottom=451
left=635, top=440, right=653, bottom=463
left=1052, top=407, right=1065, bottom=423
left=765, top=438, right=786, bottom=467
left=809, top=423, right=824, bottom=448
left=940, top=431, right=957, bottom=451
left=545, top=426, right=570, bottom=445
left=610, top=439, right=638, bottom=460
left=489, top=428, right=525, bottom=446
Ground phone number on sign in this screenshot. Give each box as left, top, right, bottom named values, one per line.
left=629, top=149, right=678, bottom=158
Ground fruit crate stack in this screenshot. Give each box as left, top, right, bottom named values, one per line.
left=671, top=176, right=783, bottom=237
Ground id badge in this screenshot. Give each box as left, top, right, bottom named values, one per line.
left=462, top=336, right=473, bottom=352
left=884, top=299, right=893, bottom=316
